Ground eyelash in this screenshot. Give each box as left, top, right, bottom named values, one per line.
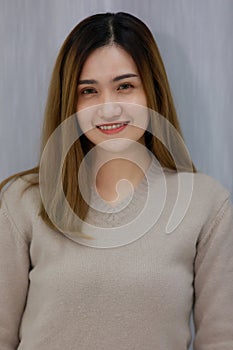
left=80, top=83, right=134, bottom=95
left=117, top=83, right=134, bottom=90
left=81, top=88, right=97, bottom=95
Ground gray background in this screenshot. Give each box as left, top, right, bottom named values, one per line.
left=0, top=1, right=233, bottom=348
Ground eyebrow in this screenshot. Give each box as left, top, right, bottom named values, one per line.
left=113, top=73, right=138, bottom=82
left=78, top=73, right=139, bottom=85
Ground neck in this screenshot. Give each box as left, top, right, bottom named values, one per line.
left=90, top=142, right=152, bottom=203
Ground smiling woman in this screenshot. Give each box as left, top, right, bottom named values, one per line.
left=0, top=12, right=233, bottom=350
left=76, top=45, right=149, bottom=161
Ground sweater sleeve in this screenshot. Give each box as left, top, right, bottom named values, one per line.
left=0, top=202, right=30, bottom=350
left=193, top=196, right=233, bottom=349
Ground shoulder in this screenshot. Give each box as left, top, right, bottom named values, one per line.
left=192, top=171, right=232, bottom=233
left=186, top=171, right=232, bottom=238
left=161, top=168, right=232, bottom=234
left=192, top=171, right=231, bottom=208
left=1, top=173, right=40, bottom=208
left=0, top=174, right=41, bottom=240
left=163, top=168, right=231, bottom=205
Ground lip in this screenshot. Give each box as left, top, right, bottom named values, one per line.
left=96, top=121, right=130, bottom=135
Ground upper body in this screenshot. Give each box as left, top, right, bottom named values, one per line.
left=0, top=159, right=233, bottom=349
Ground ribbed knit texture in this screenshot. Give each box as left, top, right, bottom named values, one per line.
left=0, top=160, right=233, bottom=349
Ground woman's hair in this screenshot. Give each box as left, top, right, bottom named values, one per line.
left=0, top=12, right=196, bottom=237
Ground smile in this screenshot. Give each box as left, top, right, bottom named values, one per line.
left=96, top=121, right=129, bottom=134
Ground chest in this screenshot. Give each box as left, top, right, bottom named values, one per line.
left=29, top=223, right=196, bottom=310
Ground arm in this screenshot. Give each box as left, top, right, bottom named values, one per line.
left=0, top=202, right=30, bottom=350
left=193, top=197, right=233, bottom=349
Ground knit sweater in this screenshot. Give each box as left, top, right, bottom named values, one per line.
left=0, top=159, right=233, bottom=350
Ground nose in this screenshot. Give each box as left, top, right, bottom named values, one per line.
left=97, top=102, right=123, bottom=121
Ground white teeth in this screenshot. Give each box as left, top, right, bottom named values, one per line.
left=98, top=122, right=128, bottom=130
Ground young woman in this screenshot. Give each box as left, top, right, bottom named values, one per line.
left=0, top=12, right=232, bottom=350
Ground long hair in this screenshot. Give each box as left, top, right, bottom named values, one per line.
left=0, top=12, right=196, bottom=237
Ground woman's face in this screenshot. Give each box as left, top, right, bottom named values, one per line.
left=76, top=44, right=149, bottom=150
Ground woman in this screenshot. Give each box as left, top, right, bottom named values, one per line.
left=0, top=12, right=232, bottom=349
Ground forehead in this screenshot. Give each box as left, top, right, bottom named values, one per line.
left=80, top=44, right=139, bottom=79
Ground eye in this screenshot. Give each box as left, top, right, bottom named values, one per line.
left=118, top=83, right=134, bottom=91
left=80, top=87, right=97, bottom=95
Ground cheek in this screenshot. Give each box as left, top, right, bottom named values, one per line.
left=77, top=100, right=95, bottom=112
left=124, top=103, right=149, bottom=130
left=76, top=111, right=95, bottom=134
left=140, top=93, right=148, bottom=106
left=127, top=125, right=147, bottom=141
left=132, top=90, right=147, bottom=106
left=77, top=111, right=100, bottom=145
left=129, top=110, right=149, bottom=142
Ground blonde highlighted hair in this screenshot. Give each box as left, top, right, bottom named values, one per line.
left=0, top=12, right=196, bottom=238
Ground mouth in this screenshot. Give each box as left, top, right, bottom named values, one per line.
left=96, top=121, right=130, bottom=134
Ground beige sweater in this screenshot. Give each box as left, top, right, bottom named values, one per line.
left=0, top=161, right=233, bottom=349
